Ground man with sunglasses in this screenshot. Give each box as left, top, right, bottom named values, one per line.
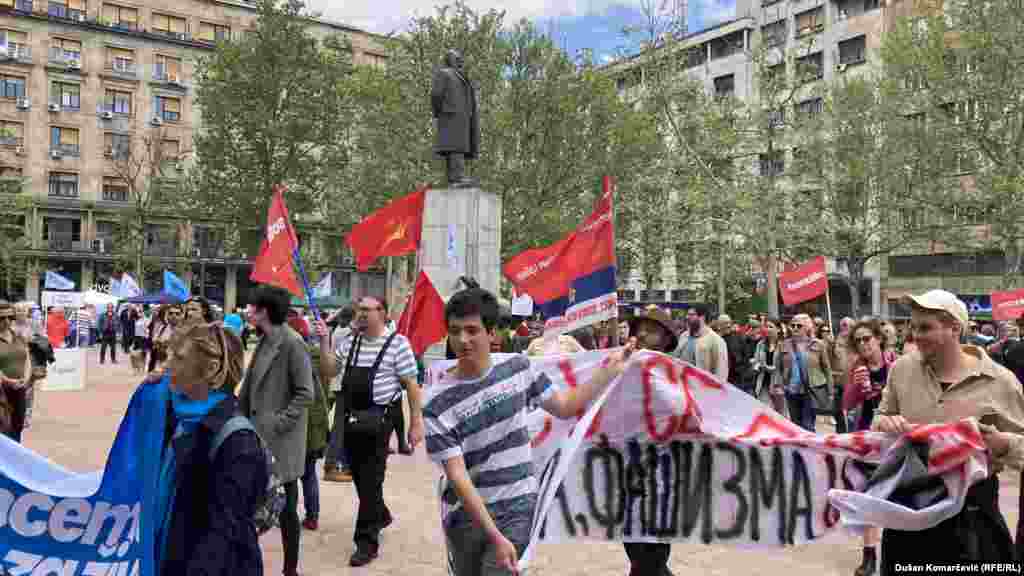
left=315, top=296, right=424, bottom=567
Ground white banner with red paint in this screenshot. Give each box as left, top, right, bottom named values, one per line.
left=426, top=350, right=989, bottom=570
left=992, top=288, right=1024, bottom=321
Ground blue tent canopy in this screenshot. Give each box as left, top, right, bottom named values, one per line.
left=122, top=293, right=180, bottom=304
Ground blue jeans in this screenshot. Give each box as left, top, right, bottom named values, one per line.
left=301, top=452, right=320, bottom=521
left=786, top=393, right=816, bottom=432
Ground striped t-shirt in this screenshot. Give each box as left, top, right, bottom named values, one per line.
left=334, top=330, right=417, bottom=404
left=423, top=354, right=555, bottom=529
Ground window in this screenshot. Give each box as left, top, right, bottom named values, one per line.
left=797, top=52, right=824, bottom=80
left=104, top=89, right=132, bottom=115
left=49, top=37, right=82, bottom=64
left=96, top=220, right=115, bottom=239
left=48, top=172, right=78, bottom=197
left=767, top=106, right=786, bottom=127
left=47, top=0, right=84, bottom=19
left=762, top=21, right=786, bottom=47
left=0, top=166, right=21, bottom=179
left=836, top=0, right=881, bottom=20
left=796, top=97, right=824, bottom=118
left=838, top=35, right=867, bottom=67
left=0, top=30, right=29, bottom=58
left=152, top=13, right=187, bottom=40
left=161, top=139, right=179, bottom=159
left=106, top=47, right=134, bottom=74
left=0, top=121, right=22, bottom=145
left=198, top=22, right=230, bottom=43
left=154, top=54, right=181, bottom=82
left=43, top=218, right=82, bottom=249
left=940, top=100, right=981, bottom=125
left=0, top=75, right=25, bottom=100
left=710, top=31, right=744, bottom=60
left=795, top=7, right=824, bottom=37
left=102, top=177, right=128, bottom=201
left=685, top=45, right=707, bottom=68
left=51, top=82, right=80, bottom=110
left=102, top=4, right=138, bottom=31
left=759, top=152, right=785, bottom=176
left=714, top=74, right=735, bottom=98
left=51, top=126, right=80, bottom=156
left=154, top=96, right=180, bottom=122
left=103, top=132, right=129, bottom=158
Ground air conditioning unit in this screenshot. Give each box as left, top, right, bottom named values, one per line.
left=67, top=59, right=81, bottom=70
left=15, top=146, right=25, bottom=156
left=50, top=149, right=62, bottom=159
left=100, top=110, right=114, bottom=120
left=837, top=63, right=848, bottom=72
left=104, top=146, right=114, bottom=157
left=16, top=98, right=30, bottom=110
left=92, top=238, right=105, bottom=253
left=151, top=116, right=163, bottom=126
left=74, top=13, right=85, bottom=22
left=342, top=255, right=355, bottom=266
left=47, top=103, right=61, bottom=112
left=193, top=247, right=201, bottom=257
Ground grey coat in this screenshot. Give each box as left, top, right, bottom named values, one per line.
left=238, top=324, right=314, bottom=483
left=431, top=66, right=479, bottom=159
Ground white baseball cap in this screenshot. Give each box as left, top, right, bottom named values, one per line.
left=903, top=289, right=969, bottom=328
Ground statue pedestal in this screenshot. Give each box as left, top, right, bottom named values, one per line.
left=419, top=187, right=502, bottom=361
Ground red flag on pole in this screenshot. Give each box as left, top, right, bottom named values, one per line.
left=778, top=256, right=828, bottom=306
left=397, top=270, right=447, bottom=356
left=346, top=187, right=426, bottom=271
left=992, top=288, right=1024, bottom=321
left=250, top=186, right=304, bottom=298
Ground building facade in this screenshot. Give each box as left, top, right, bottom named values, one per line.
left=604, top=0, right=937, bottom=318
left=0, top=0, right=388, bottom=308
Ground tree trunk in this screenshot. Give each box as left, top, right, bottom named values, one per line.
left=766, top=237, right=779, bottom=318
left=846, top=259, right=866, bottom=319
left=717, top=245, right=726, bottom=315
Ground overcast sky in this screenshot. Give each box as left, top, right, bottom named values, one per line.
left=306, top=0, right=735, bottom=62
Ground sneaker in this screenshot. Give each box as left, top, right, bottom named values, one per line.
left=349, top=545, right=378, bottom=567
left=302, top=518, right=318, bottom=531
left=323, top=468, right=352, bottom=483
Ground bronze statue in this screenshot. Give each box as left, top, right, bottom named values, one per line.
left=431, top=49, right=479, bottom=188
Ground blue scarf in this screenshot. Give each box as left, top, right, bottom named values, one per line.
left=154, top=389, right=227, bottom=576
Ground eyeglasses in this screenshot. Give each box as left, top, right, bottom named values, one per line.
left=358, top=306, right=381, bottom=313
left=855, top=335, right=873, bottom=345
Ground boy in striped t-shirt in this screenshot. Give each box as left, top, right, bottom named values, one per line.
left=424, top=288, right=633, bottom=575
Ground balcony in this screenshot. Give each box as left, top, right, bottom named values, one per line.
left=46, top=235, right=85, bottom=251
left=0, top=135, right=23, bottom=147
left=153, top=29, right=189, bottom=41
left=104, top=60, right=136, bottom=78
left=146, top=242, right=177, bottom=258
left=50, top=143, right=79, bottom=158
left=8, top=0, right=32, bottom=12
left=152, top=70, right=187, bottom=91
left=47, top=2, right=84, bottom=20
left=2, top=45, right=32, bottom=64
left=48, top=47, right=82, bottom=71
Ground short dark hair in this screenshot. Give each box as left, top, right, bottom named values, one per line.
left=446, top=288, right=499, bottom=331
left=249, top=284, right=291, bottom=325
left=689, top=304, right=709, bottom=318
left=187, top=295, right=214, bottom=322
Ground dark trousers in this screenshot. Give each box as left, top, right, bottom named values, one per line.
left=785, top=394, right=816, bottom=432
left=623, top=542, right=671, bottom=576
left=325, top=393, right=348, bottom=469
left=389, top=396, right=408, bottom=451
left=5, top=388, right=27, bottom=443
left=301, top=452, right=320, bottom=521
left=280, top=480, right=300, bottom=576
left=121, top=325, right=134, bottom=352
left=99, top=335, right=117, bottom=363
left=346, top=414, right=392, bottom=548
left=832, top=385, right=848, bottom=434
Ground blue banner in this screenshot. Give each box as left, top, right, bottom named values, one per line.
left=161, top=270, right=189, bottom=303
left=0, top=379, right=168, bottom=576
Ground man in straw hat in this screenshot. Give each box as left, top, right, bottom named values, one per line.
left=874, top=289, right=1024, bottom=572
left=622, top=304, right=678, bottom=576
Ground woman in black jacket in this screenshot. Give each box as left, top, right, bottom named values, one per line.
left=157, top=321, right=268, bottom=576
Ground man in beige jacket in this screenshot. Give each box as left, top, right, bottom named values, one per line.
left=674, top=304, right=728, bottom=381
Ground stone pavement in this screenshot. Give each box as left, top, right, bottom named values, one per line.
left=21, top=348, right=1022, bottom=576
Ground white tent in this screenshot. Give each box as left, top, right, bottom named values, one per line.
left=82, top=289, right=119, bottom=306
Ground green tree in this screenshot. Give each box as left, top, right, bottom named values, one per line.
left=882, top=0, right=1024, bottom=284
left=0, top=176, right=30, bottom=299
left=186, top=0, right=354, bottom=255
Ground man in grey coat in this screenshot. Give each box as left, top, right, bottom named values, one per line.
left=431, top=48, right=479, bottom=187
left=239, top=284, right=314, bottom=576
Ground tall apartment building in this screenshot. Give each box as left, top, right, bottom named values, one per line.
left=605, top=0, right=918, bottom=317
left=0, top=0, right=388, bottom=308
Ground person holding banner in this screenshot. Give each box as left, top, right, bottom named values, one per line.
left=874, top=290, right=1023, bottom=572
left=0, top=301, right=46, bottom=442
left=423, top=287, right=635, bottom=576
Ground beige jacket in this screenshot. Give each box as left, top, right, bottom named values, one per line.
left=674, top=326, right=729, bottom=382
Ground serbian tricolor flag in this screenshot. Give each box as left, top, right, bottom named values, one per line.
left=397, top=270, right=447, bottom=356
left=250, top=186, right=304, bottom=298
left=779, top=256, right=828, bottom=306
left=992, top=288, right=1024, bottom=321
left=503, top=177, right=618, bottom=335
left=346, top=186, right=426, bottom=271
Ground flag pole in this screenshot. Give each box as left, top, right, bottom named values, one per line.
left=606, top=175, right=620, bottom=348
left=824, top=280, right=834, bottom=336
left=290, top=246, right=321, bottom=321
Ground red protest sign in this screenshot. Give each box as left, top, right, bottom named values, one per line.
left=778, top=256, right=828, bottom=306
left=991, top=288, right=1024, bottom=321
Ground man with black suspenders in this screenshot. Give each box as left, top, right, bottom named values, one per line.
left=315, top=295, right=425, bottom=567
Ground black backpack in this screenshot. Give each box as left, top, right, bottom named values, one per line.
left=208, top=416, right=287, bottom=534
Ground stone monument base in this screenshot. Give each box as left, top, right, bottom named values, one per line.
left=419, top=187, right=502, bottom=362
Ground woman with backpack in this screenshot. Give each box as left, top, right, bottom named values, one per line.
left=156, top=321, right=269, bottom=575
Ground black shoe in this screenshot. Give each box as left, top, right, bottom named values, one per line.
left=349, top=545, right=378, bottom=567
left=854, top=549, right=877, bottom=576
left=398, top=445, right=413, bottom=455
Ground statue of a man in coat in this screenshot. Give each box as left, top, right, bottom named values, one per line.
left=431, top=49, right=479, bottom=188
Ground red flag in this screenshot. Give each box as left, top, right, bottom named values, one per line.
left=250, top=186, right=304, bottom=298
left=778, top=256, right=828, bottom=306
left=397, top=270, right=447, bottom=356
left=346, top=187, right=426, bottom=271
left=992, top=288, right=1024, bottom=321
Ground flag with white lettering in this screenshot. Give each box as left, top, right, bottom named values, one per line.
left=778, top=256, right=828, bottom=306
